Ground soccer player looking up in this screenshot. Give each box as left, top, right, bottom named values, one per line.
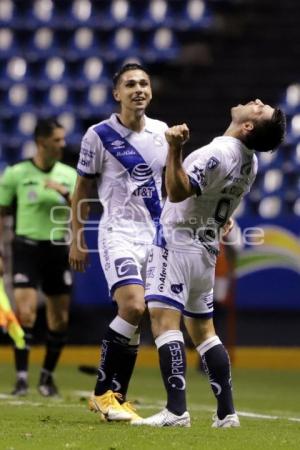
left=131, top=99, right=286, bottom=428
left=0, top=118, right=77, bottom=396
left=69, top=63, right=168, bottom=421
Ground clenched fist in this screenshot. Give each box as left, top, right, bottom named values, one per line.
left=165, top=124, right=190, bottom=148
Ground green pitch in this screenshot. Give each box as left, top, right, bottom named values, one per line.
left=0, top=363, right=299, bottom=450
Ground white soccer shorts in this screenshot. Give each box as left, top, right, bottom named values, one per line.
left=145, top=245, right=216, bottom=318
left=98, top=229, right=151, bottom=297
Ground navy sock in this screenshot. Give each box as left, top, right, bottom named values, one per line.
left=112, top=344, right=138, bottom=401
left=42, top=330, right=67, bottom=374
left=201, top=344, right=235, bottom=420
left=14, top=326, right=33, bottom=374
left=94, top=327, right=130, bottom=396
left=158, top=340, right=187, bottom=416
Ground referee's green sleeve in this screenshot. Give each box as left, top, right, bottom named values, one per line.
left=0, top=167, right=16, bottom=207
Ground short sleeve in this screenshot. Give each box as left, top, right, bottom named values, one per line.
left=185, top=150, right=227, bottom=196
left=77, top=127, right=105, bottom=178
left=0, top=166, right=17, bottom=206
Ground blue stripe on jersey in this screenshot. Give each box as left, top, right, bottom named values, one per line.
left=188, top=175, right=201, bottom=196
left=94, top=123, right=166, bottom=247
left=77, top=169, right=97, bottom=178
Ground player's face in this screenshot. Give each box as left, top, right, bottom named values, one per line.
left=231, top=99, right=275, bottom=123
left=113, top=69, right=152, bottom=112
left=40, top=127, right=66, bottom=163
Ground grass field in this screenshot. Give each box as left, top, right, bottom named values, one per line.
left=1, top=361, right=300, bottom=450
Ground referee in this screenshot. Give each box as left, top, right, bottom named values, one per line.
left=0, top=118, right=77, bottom=396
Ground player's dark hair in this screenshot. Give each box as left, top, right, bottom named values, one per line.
left=245, top=108, right=286, bottom=152
left=112, top=63, right=150, bottom=88
left=34, top=118, right=63, bottom=141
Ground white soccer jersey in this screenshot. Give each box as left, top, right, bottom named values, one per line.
left=77, top=113, right=168, bottom=244
left=161, top=136, right=258, bottom=253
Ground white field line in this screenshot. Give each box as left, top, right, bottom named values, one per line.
left=1, top=391, right=300, bottom=423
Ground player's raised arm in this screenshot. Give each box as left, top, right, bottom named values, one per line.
left=165, top=124, right=194, bottom=202
left=69, top=174, right=93, bottom=272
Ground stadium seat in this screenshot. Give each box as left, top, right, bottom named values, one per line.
left=0, top=0, right=15, bottom=27
left=0, top=28, right=20, bottom=58
left=14, top=112, right=37, bottom=140
left=95, top=0, right=135, bottom=30
left=65, top=28, right=102, bottom=60
left=35, top=57, right=70, bottom=88
left=175, top=0, right=213, bottom=30
left=143, top=27, right=179, bottom=62
left=21, top=0, right=57, bottom=29
left=105, top=28, right=140, bottom=61
left=26, top=27, right=61, bottom=60
left=293, top=196, right=300, bottom=216
left=290, top=113, right=300, bottom=138
left=20, top=139, right=36, bottom=159
left=78, top=83, right=114, bottom=118
left=258, top=195, right=282, bottom=219
left=74, top=57, right=109, bottom=88
left=0, top=57, right=30, bottom=88
left=2, top=84, right=30, bottom=116
left=63, top=0, right=96, bottom=28
left=38, top=84, right=74, bottom=115
left=56, top=111, right=83, bottom=147
left=3, top=112, right=36, bottom=161
left=137, top=0, right=173, bottom=30
left=263, top=169, right=283, bottom=195
left=281, top=83, right=300, bottom=114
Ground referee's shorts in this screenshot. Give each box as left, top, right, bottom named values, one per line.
left=12, top=236, right=72, bottom=295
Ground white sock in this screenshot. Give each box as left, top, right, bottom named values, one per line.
left=109, top=316, right=138, bottom=339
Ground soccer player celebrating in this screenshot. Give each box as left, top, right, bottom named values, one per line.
left=0, top=118, right=77, bottom=396
left=132, top=99, right=286, bottom=427
left=69, top=64, right=168, bottom=421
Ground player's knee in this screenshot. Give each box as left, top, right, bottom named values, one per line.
left=119, top=297, right=145, bottom=322
left=48, top=314, right=69, bottom=332
left=18, top=310, right=36, bottom=327
left=149, top=308, right=180, bottom=338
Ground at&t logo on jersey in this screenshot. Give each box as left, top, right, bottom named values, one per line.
left=132, top=163, right=153, bottom=181
left=114, top=257, right=138, bottom=278
left=133, top=186, right=154, bottom=198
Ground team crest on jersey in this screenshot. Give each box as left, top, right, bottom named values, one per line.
left=206, top=157, right=220, bottom=170
left=171, top=283, right=184, bottom=294
left=114, top=257, right=138, bottom=278
left=132, top=163, right=153, bottom=181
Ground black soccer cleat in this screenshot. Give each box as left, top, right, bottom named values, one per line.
left=11, top=378, right=28, bottom=396
left=38, top=373, right=59, bottom=397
